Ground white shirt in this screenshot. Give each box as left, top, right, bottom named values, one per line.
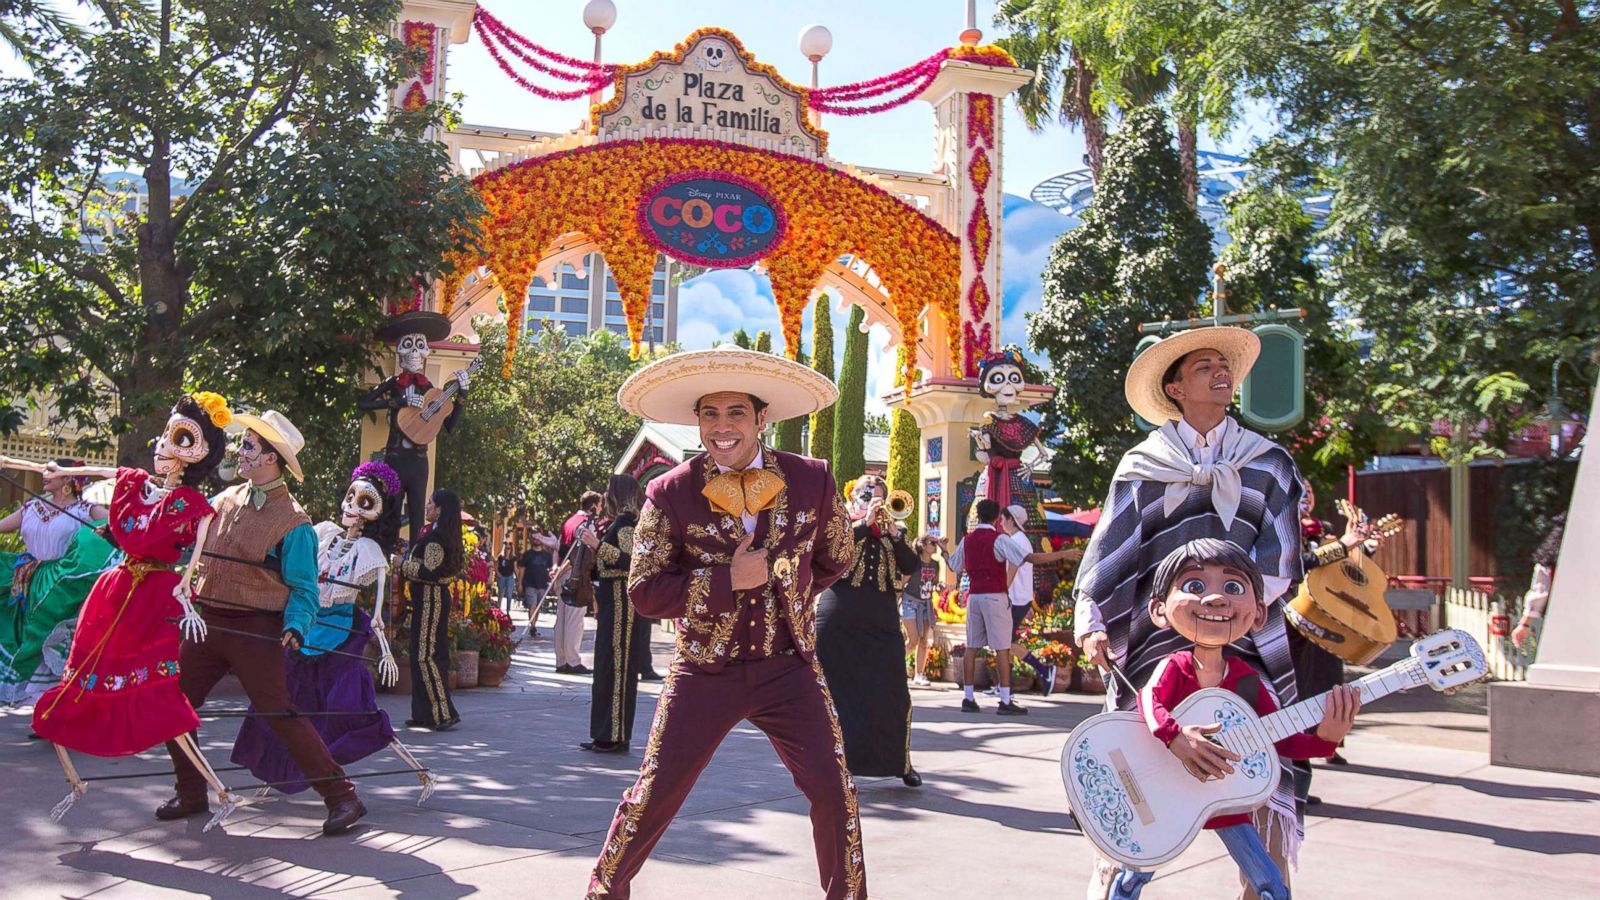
left=1003, top=530, right=1035, bottom=606
left=715, top=448, right=765, bottom=535
left=1175, top=418, right=1226, bottom=466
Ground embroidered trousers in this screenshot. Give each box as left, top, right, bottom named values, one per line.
left=408, top=584, right=457, bottom=727
left=589, top=582, right=641, bottom=744
left=166, top=606, right=355, bottom=805
left=586, top=653, right=866, bottom=900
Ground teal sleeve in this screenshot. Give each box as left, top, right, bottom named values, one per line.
left=276, top=523, right=321, bottom=637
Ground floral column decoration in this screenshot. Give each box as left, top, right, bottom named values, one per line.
left=398, top=20, right=440, bottom=112
left=962, top=93, right=997, bottom=375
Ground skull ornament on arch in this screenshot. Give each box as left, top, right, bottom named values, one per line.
left=153, top=412, right=209, bottom=478
left=698, top=41, right=730, bottom=72
left=396, top=333, right=431, bottom=374
left=341, top=479, right=386, bottom=528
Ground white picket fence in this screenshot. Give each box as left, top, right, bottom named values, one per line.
left=1441, top=587, right=1527, bottom=681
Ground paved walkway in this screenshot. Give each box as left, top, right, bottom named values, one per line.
left=4, top=611, right=1598, bottom=899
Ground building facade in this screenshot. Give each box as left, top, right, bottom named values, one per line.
left=526, top=252, right=678, bottom=347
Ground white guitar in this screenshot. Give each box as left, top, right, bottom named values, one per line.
left=1060, top=630, right=1486, bottom=870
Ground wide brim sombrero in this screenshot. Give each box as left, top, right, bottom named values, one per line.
left=376, top=310, right=451, bottom=344
left=618, top=346, right=838, bottom=426
left=1124, top=326, right=1260, bottom=424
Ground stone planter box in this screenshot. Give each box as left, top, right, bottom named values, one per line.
left=454, top=649, right=480, bottom=689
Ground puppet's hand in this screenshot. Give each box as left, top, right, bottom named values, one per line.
left=174, top=585, right=207, bottom=642
left=454, top=369, right=471, bottom=392
left=1314, top=684, right=1361, bottom=744
left=1169, top=722, right=1238, bottom=781
left=282, top=629, right=303, bottom=652
left=405, top=389, right=425, bottom=409
left=378, top=652, right=399, bottom=686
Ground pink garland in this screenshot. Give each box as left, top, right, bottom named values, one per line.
left=476, top=6, right=615, bottom=76
left=810, top=51, right=947, bottom=115
left=475, top=8, right=614, bottom=84
left=473, top=14, right=610, bottom=100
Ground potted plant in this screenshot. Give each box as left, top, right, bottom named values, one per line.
left=477, top=607, right=515, bottom=687
left=1036, top=640, right=1077, bottom=693
left=453, top=616, right=481, bottom=689
left=951, top=644, right=993, bottom=690
left=923, top=645, right=946, bottom=681
left=1009, top=656, right=1036, bottom=694
left=1076, top=652, right=1105, bottom=694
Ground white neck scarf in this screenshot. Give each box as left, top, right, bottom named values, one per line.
left=1111, top=418, right=1278, bottom=529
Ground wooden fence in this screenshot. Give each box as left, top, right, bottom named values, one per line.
left=1441, top=587, right=1527, bottom=682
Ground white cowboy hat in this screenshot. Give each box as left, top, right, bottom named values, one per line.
left=1124, top=326, right=1260, bottom=424
left=230, top=410, right=306, bottom=481
left=618, top=345, right=838, bottom=426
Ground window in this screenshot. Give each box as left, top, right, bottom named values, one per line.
left=528, top=295, right=556, bottom=313
left=605, top=276, right=618, bottom=292
left=560, top=297, right=588, bottom=315
left=605, top=300, right=625, bottom=316
left=561, top=271, right=588, bottom=290
left=563, top=322, right=587, bottom=336
left=651, top=326, right=664, bottom=343
left=650, top=302, right=665, bottom=318
left=607, top=323, right=628, bottom=335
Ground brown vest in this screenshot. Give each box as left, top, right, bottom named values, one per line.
left=194, top=482, right=312, bottom=613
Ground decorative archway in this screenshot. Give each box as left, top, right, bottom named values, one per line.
left=444, top=137, right=959, bottom=389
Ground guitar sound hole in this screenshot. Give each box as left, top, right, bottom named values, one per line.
left=1341, top=562, right=1367, bottom=586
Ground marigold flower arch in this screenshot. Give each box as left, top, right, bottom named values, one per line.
left=443, top=139, right=960, bottom=389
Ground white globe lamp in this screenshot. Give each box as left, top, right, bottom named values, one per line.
left=799, top=24, right=833, bottom=62
left=582, top=0, right=617, bottom=34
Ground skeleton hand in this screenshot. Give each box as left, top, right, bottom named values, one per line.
left=454, top=369, right=471, bottom=392
left=174, top=583, right=207, bottom=642
left=971, top=429, right=992, bottom=451
left=375, top=630, right=399, bottom=686
left=405, top=388, right=425, bottom=409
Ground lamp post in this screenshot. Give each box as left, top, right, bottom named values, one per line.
left=960, top=0, right=982, bottom=46
left=799, top=24, right=831, bottom=128
left=583, top=0, right=617, bottom=120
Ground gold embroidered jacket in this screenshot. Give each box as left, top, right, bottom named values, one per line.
left=628, top=450, right=853, bottom=671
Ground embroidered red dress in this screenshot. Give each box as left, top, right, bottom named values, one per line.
left=32, top=468, right=214, bottom=756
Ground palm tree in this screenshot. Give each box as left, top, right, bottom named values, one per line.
left=996, top=0, right=1109, bottom=181
left=0, top=0, right=84, bottom=69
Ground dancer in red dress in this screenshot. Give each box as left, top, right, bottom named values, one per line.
left=32, top=392, right=242, bottom=828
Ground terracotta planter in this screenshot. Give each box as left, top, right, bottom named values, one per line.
left=454, top=649, right=480, bottom=689
left=1011, top=673, right=1036, bottom=694
left=952, top=654, right=993, bottom=690
left=386, top=661, right=413, bottom=695
left=1052, top=662, right=1076, bottom=694
left=1077, top=666, right=1105, bottom=694
left=478, top=657, right=510, bottom=687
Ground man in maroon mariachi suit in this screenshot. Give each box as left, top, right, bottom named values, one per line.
left=587, top=346, right=862, bottom=900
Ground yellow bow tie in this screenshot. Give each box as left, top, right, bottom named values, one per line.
left=703, top=468, right=786, bottom=518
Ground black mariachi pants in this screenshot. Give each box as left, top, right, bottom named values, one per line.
left=590, top=579, right=642, bottom=744
left=384, top=447, right=429, bottom=542
left=408, top=581, right=457, bottom=727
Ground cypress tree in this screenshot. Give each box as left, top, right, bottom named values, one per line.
left=832, top=304, right=868, bottom=485
left=808, top=296, right=836, bottom=466
left=886, top=347, right=921, bottom=535
left=753, top=330, right=772, bottom=353
left=732, top=328, right=752, bottom=349
left=773, top=332, right=806, bottom=453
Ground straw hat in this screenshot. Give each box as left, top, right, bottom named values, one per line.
left=230, top=410, right=306, bottom=481
left=618, top=345, right=839, bottom=426
left=1124, top=326, right=1260, bottom=424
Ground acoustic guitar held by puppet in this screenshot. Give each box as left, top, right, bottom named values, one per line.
left=396, top=356, right=484, bottom=446
left=1287, top=502, right=1406, bottom=665
left=1061, top=629, right=1486, bottom=871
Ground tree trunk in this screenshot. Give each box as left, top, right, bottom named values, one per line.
left=1178, top=116, right=1199, bottom=207
left=1075, top=55, right=1107, bottom=182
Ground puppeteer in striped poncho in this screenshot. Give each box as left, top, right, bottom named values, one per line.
left=1074, top=416, right=1307, bottom=858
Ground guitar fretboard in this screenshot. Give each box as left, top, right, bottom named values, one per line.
left=1258, top=659, right=1422, bottom=744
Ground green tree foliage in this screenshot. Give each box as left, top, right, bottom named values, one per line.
left=732, top=328, right=752, bottom=350
left=1230, top=1, right=1599, bottom=461
left=886, top=347, right=920, bottom=535
left=832, top=304, right=868, bottom=485
left=996, top=0, right=1110, bottom=179
left=1028, top=107, right=1214, bottom=505
left=0, top=0, right=482, bottom=478
left=808, top=296, right=836, bottom=466
left=753, top=330, right=772, bottom=354
left=772, top=328, right=806, bottom=454
left=439, top=324, right=649, bottom=524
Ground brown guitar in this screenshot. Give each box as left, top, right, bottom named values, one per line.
left=395, top=356, right=484, bottom=446
left=1287, top=509, right=1405, bottom=665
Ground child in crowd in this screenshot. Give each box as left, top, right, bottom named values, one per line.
left=1114, top=538, right=1361, bottom=900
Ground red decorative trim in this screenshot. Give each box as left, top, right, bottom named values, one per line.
left=810, top=46, right=1018, bottom=116
left=968, top=199, right=992, bottom=270
left=961, top=321, right=993, bottom=376
left=968, top=146, right=992, bottom=195
left=967, top=95, right=995, bottom=148
left=634, top=170, right=789, bottom=268
left=966, top=278, right=991, bottom=319
left=473, top=8, right=611, bottom=100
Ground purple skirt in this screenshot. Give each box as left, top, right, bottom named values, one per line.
left=230, top=607, right=395, bottom=793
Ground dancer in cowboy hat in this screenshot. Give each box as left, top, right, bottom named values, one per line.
left=1073, top=326, right=1307, bottom=900
left=158, top=410, right=368, bottom=835
left=587, top=345, right=863, bottom=900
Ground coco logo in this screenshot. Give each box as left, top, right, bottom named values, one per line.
left=637, top=174, right=785, bottom=268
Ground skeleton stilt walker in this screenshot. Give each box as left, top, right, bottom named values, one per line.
left=31, top=393, right=240, bottom=831
left=231, top=460, right=434, bottom=802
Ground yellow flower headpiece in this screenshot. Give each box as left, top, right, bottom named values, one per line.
left=191, top=391, right=232, bottom=429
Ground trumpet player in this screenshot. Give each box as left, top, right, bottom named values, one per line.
left=815, top=475, right=924, bottom=787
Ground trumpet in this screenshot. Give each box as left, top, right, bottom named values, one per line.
left=886, top=489, right=914, bottom=522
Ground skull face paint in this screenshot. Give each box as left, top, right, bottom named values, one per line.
left=396, top=333, right=431, bottom=374
left=235, top=430, right=276, bottom=479
left=153, top=413, right=209, bottom=478
left=341, top=479, right=385, bottom=528
left=982, top=362, right=1025, bottom=409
